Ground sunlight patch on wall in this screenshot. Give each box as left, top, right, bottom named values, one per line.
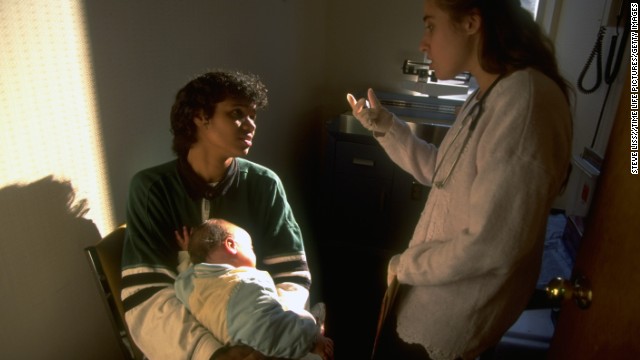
left=0, top=1, right=114, bottom=235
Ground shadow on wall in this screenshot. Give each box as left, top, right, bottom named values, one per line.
left=0, top=176, right=122, bottom=359
left=287, top=105, right=328, bottom=305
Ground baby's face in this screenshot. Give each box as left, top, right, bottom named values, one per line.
left=230, top=226, right=256, bottom=268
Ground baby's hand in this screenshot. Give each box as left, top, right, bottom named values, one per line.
left=175, top=226, right=191, bottom=251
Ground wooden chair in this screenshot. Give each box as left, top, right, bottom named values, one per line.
left=85, top=224, right=145, bottom=360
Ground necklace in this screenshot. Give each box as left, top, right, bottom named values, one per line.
left=432, top=74, right=505, bottom=189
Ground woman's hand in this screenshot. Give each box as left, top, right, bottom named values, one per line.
left=346, top=88, right=393, bottom=134
left=387, top=254, right=401, bottom=286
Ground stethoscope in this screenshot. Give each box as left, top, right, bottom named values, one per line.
left=431, top=73, right=505, bottom=189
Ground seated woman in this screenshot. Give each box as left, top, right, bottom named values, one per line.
left=121, top=70, right=314, bottom=359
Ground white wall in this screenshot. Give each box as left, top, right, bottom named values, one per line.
left=550, top=0, right=628, bottom=210
left=323, top=0, right=424, bottom=115
left=553, top=0, right=627, bottom=158
left=0, top=178, right=123, bottom=359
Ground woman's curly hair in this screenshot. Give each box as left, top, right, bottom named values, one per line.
left=170, top=70, right=268, bottom=158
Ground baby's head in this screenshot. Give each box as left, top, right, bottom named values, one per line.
left=188, top=218, right=256, bottom=268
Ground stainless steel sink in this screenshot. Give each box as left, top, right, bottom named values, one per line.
left=337, top=112, right=452, bottom=146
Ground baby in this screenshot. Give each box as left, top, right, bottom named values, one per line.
left=174, top=218, right=333, bottom=360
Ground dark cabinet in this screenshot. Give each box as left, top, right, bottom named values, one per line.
left=331, top=140, right=394, bottom=249
left=321, top=120, right=430, bottom=253
left=315, top=116, right=436, bottom=359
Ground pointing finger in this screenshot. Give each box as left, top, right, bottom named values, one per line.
left=367, top=88, right=382, bottom=109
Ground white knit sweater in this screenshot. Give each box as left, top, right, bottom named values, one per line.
left=377, top=68, right=572, bottom=360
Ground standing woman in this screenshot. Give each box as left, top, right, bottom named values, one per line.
left=347, top=0, right=572, bottom=359
left=122, top=70, right=312, bottom=359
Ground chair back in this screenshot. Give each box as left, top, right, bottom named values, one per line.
left=85, top=224, right=144, bottom=360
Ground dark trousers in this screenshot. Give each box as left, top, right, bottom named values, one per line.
left=371, top=283, right=431, bottom=360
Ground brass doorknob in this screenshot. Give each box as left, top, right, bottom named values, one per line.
left=545, top=275, right=593, bottom=309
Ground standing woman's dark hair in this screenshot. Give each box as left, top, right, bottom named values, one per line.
left=438, top=0, right=574, bottom=190
left=438, top=0, right=572, bottom=102
left=170, top=70, right=269, bottom=158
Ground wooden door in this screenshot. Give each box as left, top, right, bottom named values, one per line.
left=547, top=72, right=640, bottom=358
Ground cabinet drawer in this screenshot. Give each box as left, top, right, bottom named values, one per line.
left=334, top=141, right=394, bottom=179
